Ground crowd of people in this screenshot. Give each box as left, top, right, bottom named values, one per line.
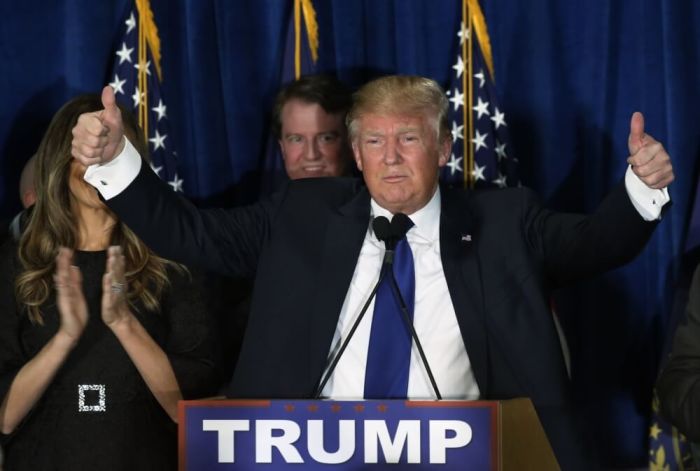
left=0, top=71, right=694, bottom=470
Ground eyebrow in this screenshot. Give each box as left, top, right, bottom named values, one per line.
left=396, top=126, right=421, bottom=133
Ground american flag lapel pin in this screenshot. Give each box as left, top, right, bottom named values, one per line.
left=461, top=234, right=472, bottom=243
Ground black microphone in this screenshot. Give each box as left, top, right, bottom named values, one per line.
left=313, top=216, right=396, bottom=398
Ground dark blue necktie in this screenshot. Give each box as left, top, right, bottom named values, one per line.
left=364, top=223, right=415, bottom=399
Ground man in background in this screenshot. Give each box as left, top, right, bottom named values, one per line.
left=213, top=74, right=355, bottom=383
left=272, top=74, right=353, bottom=179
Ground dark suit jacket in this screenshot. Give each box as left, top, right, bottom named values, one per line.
left=657, top=264, right=700, bottom=442
left=109, top=164, right=658, bottom=470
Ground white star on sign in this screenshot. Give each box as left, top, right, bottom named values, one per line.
left=109, top=74, right=126, bottom=95
left=125, top=12, right=136, bottom=34
left=474, top=69, right=485, bottom=88
left=472, top=163, right=486, bottom=181
left=473, top=97, right=490, bottom=119
left=451, top=121, right=464, bottom=142
left=168, top=174, right=184, bottom=192
left=449, top=88, right=465, bottom=111
left=152, top=99, right=167, bottom=121
left=116, top=42, right=133, bottom=65
left=490, top=107, right=506, bottom=129
left=452, top=55, right=465, bottom=79
left=446, top=153, right=463, bottom=175
left=495, top=141, right=507, bottom=161
left=472, top=130, right=488, bottom=151
left=149, top=130, right=167, bottom=151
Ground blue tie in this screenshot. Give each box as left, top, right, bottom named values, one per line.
left=364, top=224, right=415, bottom=399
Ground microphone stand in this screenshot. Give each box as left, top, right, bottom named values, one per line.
left=313, top=214, right=442, bottom=400
left=313, top=250, right=393, bottom=399
left=387, top=270, right=442, bottom=400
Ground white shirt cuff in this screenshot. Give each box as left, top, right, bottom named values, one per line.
left=84, top=137, right=142, bottom=200
left=624, top=165, right=670, bottom=221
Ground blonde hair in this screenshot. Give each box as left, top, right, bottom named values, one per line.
left=346, top=75, right=450, bottom=143
left=16, top=94, right=183, bottom=323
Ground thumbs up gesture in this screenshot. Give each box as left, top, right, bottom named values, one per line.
left=71, top=85, right=125, bottom=166
left=627, top=112, right=674, bottom=189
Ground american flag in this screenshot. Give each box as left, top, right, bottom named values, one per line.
left=107, top=2, right=183, bottom=193
left=441, top=0, right=519, bottom=189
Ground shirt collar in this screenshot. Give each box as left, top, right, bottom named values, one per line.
left=369, top=187, right=441, bottom=243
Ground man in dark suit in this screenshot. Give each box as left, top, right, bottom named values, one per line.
left=71, top=76, right=673, bottom=469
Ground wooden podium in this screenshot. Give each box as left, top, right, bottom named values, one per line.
left=496, top=398, right=560, bottom=470
left=179, top=398, right=559, bottom=470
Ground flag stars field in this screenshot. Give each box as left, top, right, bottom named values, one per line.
left=109, top=8, right=184, bottom=193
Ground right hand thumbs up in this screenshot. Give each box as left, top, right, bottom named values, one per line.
left=71, top=85, right=125, bottom=166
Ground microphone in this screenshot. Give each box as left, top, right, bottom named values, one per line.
left=313, top=216, right=395, bottom=398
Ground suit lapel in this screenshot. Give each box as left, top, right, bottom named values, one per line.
left=307, top=186, right=371, bottom=392
left=439, top=187, right=489, bottom=396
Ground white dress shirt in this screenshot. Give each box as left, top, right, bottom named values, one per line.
left=320, top=189, right=480, bottom=399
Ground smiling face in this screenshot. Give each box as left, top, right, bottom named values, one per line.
left=352, top=113, right=451, bottom=215
left=278, top=99, right=349, bottom=179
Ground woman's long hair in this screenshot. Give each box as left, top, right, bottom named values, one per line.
left=16, top=94, right=182, bottom=323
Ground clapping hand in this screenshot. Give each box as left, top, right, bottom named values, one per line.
left=101, top=246, right=131, bottom=327
left=54, top=248, right=88, bottom=343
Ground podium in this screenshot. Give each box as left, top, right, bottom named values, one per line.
left=179, top=398, right=559, bottom=470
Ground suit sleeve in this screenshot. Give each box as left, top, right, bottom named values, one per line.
left=523, top=181, right=659, bottom=287
left=657, top=264, right=700, bottom=441
left=106, top=163, right=282, bottom=277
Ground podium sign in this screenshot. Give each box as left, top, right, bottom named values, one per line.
left=179, top=400, right=498, bottom=470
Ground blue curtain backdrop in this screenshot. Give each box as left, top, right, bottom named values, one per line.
left=1, top=0, right=699, bottom=466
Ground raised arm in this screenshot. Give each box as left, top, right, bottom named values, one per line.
left=71, top=86, right=275, bottom=276
left=525, top=112, right=674, bottom=286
